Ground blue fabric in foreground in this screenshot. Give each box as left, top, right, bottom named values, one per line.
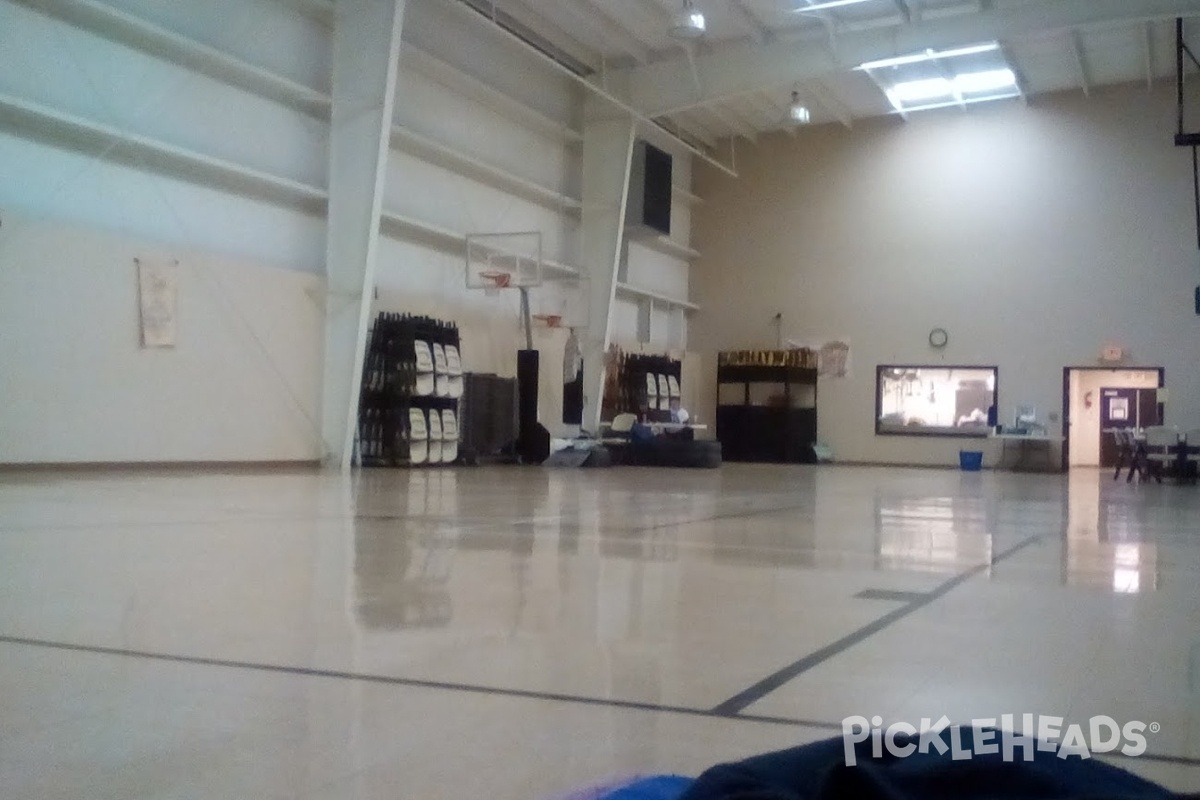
left=678, top=730, right=1192, bottom=800
left=597, top=775, right=694, bottom=799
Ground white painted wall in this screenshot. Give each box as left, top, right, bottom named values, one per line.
left=0, top=0, right=701, bottom=461
left=0, top=208, right=323, bottom=463
left=0, top=0, right=329, bottom=272
left=692, top=83, right=1197, bottom=466
left=615, top=149, right=695, bottom=352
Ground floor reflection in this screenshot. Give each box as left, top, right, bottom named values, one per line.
left=874, top=495, right=993, bottom=574
left=353, top=519, right=456, bottom=630
left=1062, top=469, right=1158, bottom=593
left=710, top=514, right=816, bottom=568
left=351, top=470, right=464, bottom=630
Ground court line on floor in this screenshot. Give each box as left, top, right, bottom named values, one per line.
left=709, top=532, right=1048, bottom=716
left=0, top=633, right=838, bottom=729
left=1, top=632, right=1196, bottom=769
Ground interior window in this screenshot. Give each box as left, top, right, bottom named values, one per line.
left=876, top=366, right=998, bottom=437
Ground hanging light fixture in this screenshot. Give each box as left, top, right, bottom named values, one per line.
left=670, top=0, right=706, bottom=40
left=789, top=91, right=811, bottom=124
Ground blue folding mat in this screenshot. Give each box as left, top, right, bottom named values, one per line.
left=556, top=776, right=692, bottom=800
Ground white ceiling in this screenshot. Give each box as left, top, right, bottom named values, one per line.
left=473, top=0, right=1200, bottom=145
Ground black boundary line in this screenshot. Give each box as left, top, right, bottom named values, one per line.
left=628, top=500, right=816, bottom=534
left=1, top=633, right=1198, bottom=768
left=710, top=533, right=1048, bottom=716
left=0, top=634, right=837, bottom=728
left=854, top=589, right=933, bottom=602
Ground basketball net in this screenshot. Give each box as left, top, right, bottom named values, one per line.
left=480, top=270, right=512, bottom=297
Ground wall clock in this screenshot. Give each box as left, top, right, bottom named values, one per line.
left=928, top=328, right=949, bottom=349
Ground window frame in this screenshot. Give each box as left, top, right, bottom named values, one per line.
left=874, top=364, right=999, bottom=438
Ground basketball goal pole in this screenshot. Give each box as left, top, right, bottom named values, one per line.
left=519, top=287, right=534, bottom=351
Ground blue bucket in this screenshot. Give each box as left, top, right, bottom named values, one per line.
left=959, top=450, right=983, bottom=471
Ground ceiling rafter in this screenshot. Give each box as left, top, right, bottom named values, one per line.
left=725, top=94, right=775, bottom=131
left=692, top=105, right=737, bottom=140
left=579, top=0, right=663, bottom=55
left=560, top=0, right=652, bottom=64
left=728, top=0, right=771, bottom=44
left=748, top=92, right=798, bottom=136
left=493, top=0, right=604, bottom=71
left=672, top=110, right=721, bottom=146
left=1144, top=21, right=1155, bottom=89
left=1069, top=29, right=1091, bottom=96
left=708, top=103, right=760, bottom=143
left=806, top=79, right=854, bottom=129
left=655, top=114, right=714, bottom=150
left=634, top=0, right=672, bottom=23
left=998, top=43, right=1030, bottom=105
left=861, top=67, right=908, bottom=120
left=478, top=0, right=1200, bottom=140
left=618, top=0, right=1200, bottom=116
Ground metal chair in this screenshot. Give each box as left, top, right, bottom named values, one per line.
left=1112, top=428, right=1134, bottom=481
left=1142, top=426, right=1177, bottom=484
left=1115, top=428, right=1147, bottom=483
left=1183, top=429, right=1200, bottom=484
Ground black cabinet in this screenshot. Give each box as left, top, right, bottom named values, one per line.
left=716, top=364, right=818, bottom=463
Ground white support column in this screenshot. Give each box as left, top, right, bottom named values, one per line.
left=579, top=99, right=637, bottom=432
left=321, top=0, right=407, bottom=470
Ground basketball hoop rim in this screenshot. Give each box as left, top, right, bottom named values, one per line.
left=478, top=270, right=513, bottom=289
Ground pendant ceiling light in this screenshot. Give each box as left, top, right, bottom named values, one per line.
left=789, top=91, right=811, bottom=124
left=670, top=0, right=706, bottom=40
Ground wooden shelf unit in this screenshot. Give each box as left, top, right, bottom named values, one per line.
left=716, top=363, right=818, bottom=464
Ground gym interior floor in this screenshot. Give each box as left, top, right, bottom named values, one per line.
left=1, top=464, right=1197, bottom=798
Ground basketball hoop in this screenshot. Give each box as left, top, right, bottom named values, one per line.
left=479, top=270, right=512, bottom=297
left=531, top=313, right=563, bottom=328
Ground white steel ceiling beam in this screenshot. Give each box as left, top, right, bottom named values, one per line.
left=495, top=0, right=605, bottom=71
left=573, top=0, right=656, bottom=63
left=666, top=113, right=717, bottom=148
left=1069, top=29, right=1091, bottom=96
left=555, top=0, right=651, bottom=64
left=998, top=43, right=1030, bottom=104
left=709, top=104, right=760, bottom=142
left=729, top=0, right=771, bottom=44
left=579, top=111, right=637, bottom=432
left=747, top=93, right=797, bottom=135
left=632, top=0, right=671, bottom=26
left=323, top=0, right=407, bottom=469
left=726, top=96, right=773, bottom=131
left=619, top=0, right=1200, bottom=115
left=861, top=67, right=908, bottom=119
left=1144, top=21, right=1155, bottom=88
left=806, top=79, right=854, bottom=129
left=445, top=0, right=738, bottom=175
left=694, top=107, right=735, bottom=140
left=679, top=109, right=724, bottom=143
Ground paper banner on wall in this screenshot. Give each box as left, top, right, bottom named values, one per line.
left=818, top=339, right=850, bottom=379
left=137, top=258, right=178, bottom=348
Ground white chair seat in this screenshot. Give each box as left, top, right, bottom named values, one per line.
left=610, top=413, right=637, bottom=434
left=1184, top=429, right=1200, bottom=462
left=1142, top=426, right=1181, bottom=482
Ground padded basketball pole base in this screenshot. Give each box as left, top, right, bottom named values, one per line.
left=516, top=287, right=549, bottom=463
